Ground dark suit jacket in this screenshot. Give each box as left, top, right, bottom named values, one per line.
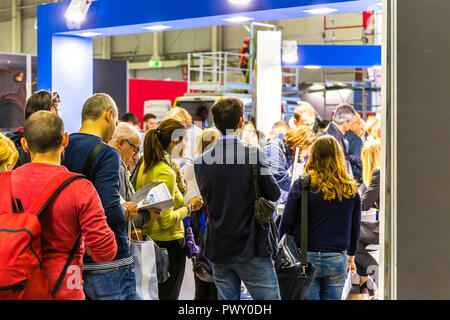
left=345, top=130, right=363, bottom=182
left=324, top=123, right=362, bottom=177
left=359, top=167, right=380, bottom=211
left=194, top=136, right=281, bottom=264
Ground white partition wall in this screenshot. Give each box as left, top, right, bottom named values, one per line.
left=256, top=31, right=282, bottom=136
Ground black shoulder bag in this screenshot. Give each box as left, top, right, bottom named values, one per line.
left=275, top=174, right=316, bottom=300
left=251, top=163, right=276, bottom=226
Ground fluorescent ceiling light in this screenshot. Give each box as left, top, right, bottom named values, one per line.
left=222, top=16, right=254, bottom=23
left=228, top=0, right=252, bottom=4
left=76, top=32, right=102, bottom=37
left=304, top=65, right=321, bottom=69
left=65, top=0, right=92, bottom=22
left=143, top=25, right=172, bottom=31
left=303, top=8, right=338, bottom=15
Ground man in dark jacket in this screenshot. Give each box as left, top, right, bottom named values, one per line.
left=61, top=93, right=137, bottom=300
left=345, top=114, right=364, bottom=182
left=194, top=97, right=281, bottom=300
left=6, top=90, right=60, bottom=169
left=323, top=104, right=362, bottom=179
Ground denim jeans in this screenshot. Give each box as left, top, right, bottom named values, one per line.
left=83, top=263, right=136, bottom=300
left=212, top=256, right=281, bottom=300
left=303, top=252, right=347, bottom=300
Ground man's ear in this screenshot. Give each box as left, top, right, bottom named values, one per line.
left=237, top=117, right=244, bottom=130
left=62, top=132, right=69, bottom=148
left=21, top=137, right=30, bottom=154
left=293, top=118, right=299, bottom=127
left=105, top=109, right=113, bottom=123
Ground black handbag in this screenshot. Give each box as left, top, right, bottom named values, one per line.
left=275, top=174, right=316, bottom=300
left=251, top=163, right=276, bottom=225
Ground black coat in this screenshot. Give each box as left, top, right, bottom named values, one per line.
left=194, top=137, right=281, bottom=264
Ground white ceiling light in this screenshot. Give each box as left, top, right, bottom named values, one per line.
left=228, top=0, right=252, bottom=5
left=282, top=40, right=299, bottom=63
left=143, top=25, right=172, bottom=31
left=303, top=8, right=338, bottom=15
left=76, top=31, right=102, bottom=37
left=65, top=0, right=93, bottom=22
left=304, top=65, right=321, bottom=69
left=222, top=16, right=254, bottom=23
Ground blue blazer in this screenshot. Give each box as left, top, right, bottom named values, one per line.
left=194, top=137, right=281, bottom=264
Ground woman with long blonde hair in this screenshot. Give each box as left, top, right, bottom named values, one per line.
left=280, top=135, right=361, bottom=300
left=355, top=138, right=381, bottom=297
left=0, top=133, right=19, bottom=173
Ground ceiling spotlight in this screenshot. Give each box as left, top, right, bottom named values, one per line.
left=143, top=25, right=172, bottom=31
left=282, top=40, right=299, bottom=63
left=303, top=8, right=338, bottom=15
left=222, top=16, right=254, bottom=23
left=76, top=31, right=102, bottom=37
left=304, top=65, right=321, bottom=69
left=65, top=0, right=93, bottom=22
left=228, top=0, right=252, bottom=5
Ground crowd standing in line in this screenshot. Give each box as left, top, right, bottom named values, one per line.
left=0, top=89, right=383, bottom=300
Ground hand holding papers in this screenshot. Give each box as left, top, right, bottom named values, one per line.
left=132, top=181, right=174, bottom=211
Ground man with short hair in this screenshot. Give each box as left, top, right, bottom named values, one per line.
left=120, top=112, right=141, bottom=131
left=61, top=93, right=137, bottom=300
left=292, top=102, right=317, bottom=131
left=194, top=97, right=281, bottom=300
left=323, top=104, right=362, bottom=178
left=143, top=113, right=157, bottom=132
left=6, top=90, right=60, bottom=169
left=109, top=123, right=162, bottom=237
left=269, top=120, right=291, bottom=140
left=109, top=122, right=142, bottom=202
left=6, top=111, right=117, bottom=299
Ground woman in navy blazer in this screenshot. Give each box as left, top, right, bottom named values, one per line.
left=280, top=135, right=361, bottom=300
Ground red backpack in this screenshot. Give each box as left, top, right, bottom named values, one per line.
left=0, top=171, right=83, bottom=300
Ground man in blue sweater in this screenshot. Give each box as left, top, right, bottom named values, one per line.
left=62, top=93, right=137, bottom=300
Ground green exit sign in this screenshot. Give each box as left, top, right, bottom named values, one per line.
left=149, top=60, right=162, bottom=68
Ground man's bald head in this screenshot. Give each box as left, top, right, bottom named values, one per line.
left=82, top=93, right=118, bottom=122
left=111, top=122, right=141, bottom=143
left=24, top=111, right=64, bottom=153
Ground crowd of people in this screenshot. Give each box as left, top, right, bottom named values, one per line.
left=0, top=89, right=382, bottom=300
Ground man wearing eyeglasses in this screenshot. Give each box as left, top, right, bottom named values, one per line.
left=109, top=122, right=142, bottom=202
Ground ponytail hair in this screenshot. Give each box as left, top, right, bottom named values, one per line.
left=143, top=118, right=186, bottom=173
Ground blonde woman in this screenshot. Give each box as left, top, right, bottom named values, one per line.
left=356, top=138, right=381, bottom=297
left=0, top=133, right=19, bottom=173
left=183, top=127, right=220, bottom=300
left=365, top=116, right=381, bottom=141
left=280, top=135, right=361, bottom=300
left=184, top=128, right=220, bottom=203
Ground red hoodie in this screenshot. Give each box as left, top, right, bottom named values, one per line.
left=10, top=163, right=117, bottom=300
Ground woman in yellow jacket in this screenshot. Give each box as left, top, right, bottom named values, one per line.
left=135, top=118, right=203, bottom=300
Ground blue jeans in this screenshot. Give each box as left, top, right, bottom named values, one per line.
left=212, top=256, right=281, bottom=300
left=304, top=252, right=347, bottom=300
left=83, top=263, right=136, bottom=300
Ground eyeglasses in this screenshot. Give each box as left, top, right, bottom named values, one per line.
left=125, top=138, right=140, bottom=156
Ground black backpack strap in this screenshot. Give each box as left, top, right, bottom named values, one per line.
left=52, top=234, right=82, bottom=298
left=82, top=141, right=106, bottom=182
